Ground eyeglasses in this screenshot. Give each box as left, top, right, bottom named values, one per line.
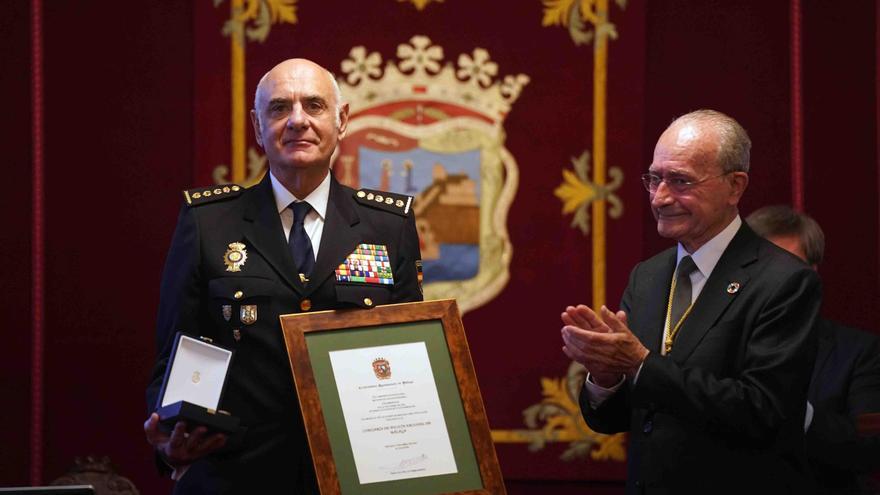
left=640, top=172, right=733, bottom=194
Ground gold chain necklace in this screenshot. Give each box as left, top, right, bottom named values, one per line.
left=664, top=271, right=695, bottom=354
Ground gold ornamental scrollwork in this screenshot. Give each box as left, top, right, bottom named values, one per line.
left=213, top=0, right=299, bottom=187
left=491, top=0, right=629, bottom=462
left=554, top=150, right=623, bottom=235
left=398, top=0, right=444, bottom=11
left=492, top=362, right=626, bottom=462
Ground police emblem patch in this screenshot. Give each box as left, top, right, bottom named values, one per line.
left=372, top=357, right=391, bottom=380
left=240, top=304, right=257, bottom=325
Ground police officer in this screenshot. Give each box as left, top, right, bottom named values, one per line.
left=144, top=58, right=423, bottom=494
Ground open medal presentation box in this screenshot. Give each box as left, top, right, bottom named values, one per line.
left=155, top=332, right=240, bottom=434
left=280, top=299, right=505, bottom=495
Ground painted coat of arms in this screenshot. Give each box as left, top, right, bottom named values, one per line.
left=335, top=36, right=529, bottom=313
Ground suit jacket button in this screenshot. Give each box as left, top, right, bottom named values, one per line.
left=300, top=299, right=312, bottom=312
left=363, top=297, right=373, bottom=307
left=642, top=419, right=653, bottom=434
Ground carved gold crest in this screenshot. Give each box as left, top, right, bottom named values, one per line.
left=223, top=242, right=248, bottom=272
left=335, top=36, right=528, bottom=314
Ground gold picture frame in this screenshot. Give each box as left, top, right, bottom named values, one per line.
left=280, top=299, right=505, bottom=495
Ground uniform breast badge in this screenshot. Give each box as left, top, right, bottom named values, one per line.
left=232, top=329, right=241, bottom=342
left=221, top=304, right=232, bottom=322
left=335, top=244, right=394, bottom=285
left=240, top=304, right=257, bottom=325
left=223, top=242, right=248, bottom=272
left=372, top=357, right=391, bottom=380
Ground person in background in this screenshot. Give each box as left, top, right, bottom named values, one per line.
left=747, top=204, right=880, bottom=495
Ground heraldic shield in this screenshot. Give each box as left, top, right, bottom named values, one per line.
left=334, top=36, right=529, bottom=314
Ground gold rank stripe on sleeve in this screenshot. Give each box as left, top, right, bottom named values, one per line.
left=335, top=243, right=394, bottom=285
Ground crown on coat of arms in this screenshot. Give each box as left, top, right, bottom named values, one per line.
left=337, top=35, right=529, bottom=124
left=372, top=357, right=391, bottom=380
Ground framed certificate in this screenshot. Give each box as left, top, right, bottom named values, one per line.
left=280, top=299, right=505, bottom=495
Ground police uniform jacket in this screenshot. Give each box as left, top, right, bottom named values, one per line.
left=146, top=173, right=423, bottom=493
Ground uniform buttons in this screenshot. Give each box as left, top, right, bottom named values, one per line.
left=363, top=297, right=373, bottom=307
left=233, top=291, right=244, bottom=300
left=300, top=299, right=312, bottom=312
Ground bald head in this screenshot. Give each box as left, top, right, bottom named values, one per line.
left=254, top=58, right=344, bottom=128
left=249, top=58, right=350, bottom=187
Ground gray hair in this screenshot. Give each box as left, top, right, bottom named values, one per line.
left=253, top=63, right=345, bottom=129
left=671, top=109, right=751, bottom=173
left=746, top=205, right=825, bottom=266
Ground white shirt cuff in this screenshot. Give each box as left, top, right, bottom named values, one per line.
left=171, top=464, right=190, bottom=481
left=632, top=360, right=645, bottom=385
left=583, top=373, right=625, bottom=409
left=804, top=401, right=814, bottom=432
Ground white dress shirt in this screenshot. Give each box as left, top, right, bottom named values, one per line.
left=270, top=170, right=331, bottom=257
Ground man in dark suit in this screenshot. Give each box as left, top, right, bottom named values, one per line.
left=143, top=58, right=423, bottom=493
left=747, top=205, right=880, bottom=494
left=560, top=110, right=822, bottom=493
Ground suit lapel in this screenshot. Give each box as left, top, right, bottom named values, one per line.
left=670, top=224, right=758, bottom=362
left=241, top=174, right=305, bottom=294
left=302, top=178, right=361, bottom=297
left=634, top=249, right=677, bottom=354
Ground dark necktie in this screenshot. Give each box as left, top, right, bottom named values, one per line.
left=666, top=255, right=698, bottom=353
left=288, top=201, right=315, bottom=280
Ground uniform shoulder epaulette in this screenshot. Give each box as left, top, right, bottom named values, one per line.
left=182, top=184, right=243, bottom=206
left=353, top=188, right=413, bottom=217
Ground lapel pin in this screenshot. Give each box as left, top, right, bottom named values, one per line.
left=726, top=282, right=741, bottom=294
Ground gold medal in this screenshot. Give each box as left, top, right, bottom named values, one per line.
left=223, top=242, right=248, bottom=272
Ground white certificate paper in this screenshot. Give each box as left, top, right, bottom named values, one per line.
left=328, top=342, right=458, bottom=484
